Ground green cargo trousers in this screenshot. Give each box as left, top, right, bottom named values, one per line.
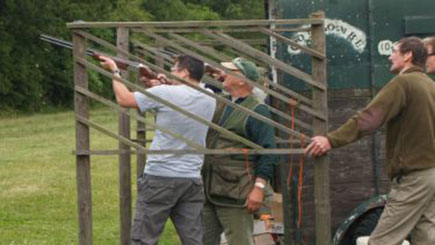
left=203, top=200, right=254, bottom=245
left=369, top=167, right=435, bottom=245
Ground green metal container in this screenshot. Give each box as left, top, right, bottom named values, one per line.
left=271, top=0, right=435, bottom=90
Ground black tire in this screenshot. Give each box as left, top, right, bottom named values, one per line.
left=341, top=207, right=412, bottom=245
left=340, top=207, right=384, bottom=245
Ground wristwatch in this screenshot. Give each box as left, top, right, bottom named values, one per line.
left=113, top=68, right=121, bottom=76
left=254, top=182, right=266, bottom=190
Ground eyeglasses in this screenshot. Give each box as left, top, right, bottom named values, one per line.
left=170, top=66, right=179, bottom=72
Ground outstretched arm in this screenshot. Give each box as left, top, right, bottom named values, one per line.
left=304, top=75, right=407, bottom=158
left=99, top=56, right=138, bottom=109
left=304, top=136, right=332, bottom=157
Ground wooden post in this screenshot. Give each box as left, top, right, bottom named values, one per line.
left=155, top=39, right=165, bottom=68
left=117, top=27, right=132, bottom=245
left=73, top=31, right=93, bottom=245
left=279, top=159, right=293, bottom=244
left=136, top=72, right=146, bottom=180
left=310, top=11, right=331, bottom=244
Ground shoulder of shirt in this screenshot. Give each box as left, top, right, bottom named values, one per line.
left=148, top=84, right=170, bottom=92
left=393, top=71, right=428, bottom=85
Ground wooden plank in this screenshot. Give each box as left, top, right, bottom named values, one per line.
left=116, top=27, right=132, bottom=245
left=310, top=11, right=331, bottom=245
left=209, top=32, right=325, bottom=117
left=203, top=30, right=327, bottom=92
left=73, top=32, right=93, bottom=245
left=280, top=159, right=293, bottom=244
left=194, top=38, right=267, bottom=46
left=258, top=28, right=326, bottom=60
left=75, top=60, right=263, bottom=149
left=168, top=33, right=232, bottom=62
left=133, top=29, right=320, bottom=134
left=74, top=86, right=205, bottom=150
left=78, top=31, right=311, bottom=141
left=135, top=75, right=146, bottom=182
left=150, top=27, right=310, bottom=33
left=133, top=42, right=176, bottom=62
left=73, top=148, right=306, bottom=155
left=133, top=28, right=314, bottom=107
left=133, top=44, right=312, bottom=132
left=167, top=32, right=315, bottom=115
left=200, top=30, right=326, bottom=119
left=76, top=115, right=147, bottom=151
left=78, top=30, right=314, bottom=131
left=67, top=18, right=323, bottom=29
left=75, top=28, right=317, bottom=114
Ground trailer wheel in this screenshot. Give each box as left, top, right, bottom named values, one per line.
left=348, top=207, right=384, bottom=245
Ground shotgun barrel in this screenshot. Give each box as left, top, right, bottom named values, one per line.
left=40, top=34, right=164, bottom=83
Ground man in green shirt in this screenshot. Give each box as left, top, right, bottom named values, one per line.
left=305, top=37, right=435, bottom=245
left=202, top=57, right=277, bottom=245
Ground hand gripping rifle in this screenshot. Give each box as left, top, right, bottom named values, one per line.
left=40, top=34, right=169, bottom=84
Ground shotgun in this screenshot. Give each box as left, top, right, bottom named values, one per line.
left=40, top=34, right=169, bottom=84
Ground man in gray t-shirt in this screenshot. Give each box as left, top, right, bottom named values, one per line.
left=100, top=54, right=216, bottom=245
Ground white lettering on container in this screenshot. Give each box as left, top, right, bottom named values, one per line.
left=287, top=18, right=367, bottom=55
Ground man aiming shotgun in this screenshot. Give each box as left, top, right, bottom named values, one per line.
left=42, top=34, right=217, bottom=244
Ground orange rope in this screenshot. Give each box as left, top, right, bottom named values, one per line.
left=297, top=133, right=306, bottom=228
left=286, top=105, right=295, bottom=187
left=285, top=99, right=306, bottom=229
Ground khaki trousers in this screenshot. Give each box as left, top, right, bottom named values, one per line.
left=131, top=175, right=204, bottom=245
left=203, top=200, right=254, bottom=245
left=369, top=167, right=435, bottom=245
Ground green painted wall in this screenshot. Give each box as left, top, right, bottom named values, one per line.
left=273, top=0, right=435, bottom=90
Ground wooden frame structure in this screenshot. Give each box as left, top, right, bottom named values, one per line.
left=68, top=11, right=329, bottom=245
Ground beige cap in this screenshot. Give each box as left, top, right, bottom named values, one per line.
left=220, top=61, right=240, bottom=70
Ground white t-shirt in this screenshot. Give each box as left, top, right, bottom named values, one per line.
left=134, top=84, right=216, bottom=178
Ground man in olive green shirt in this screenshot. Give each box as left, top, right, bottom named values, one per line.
left=305, top=37, right=435, bottom=245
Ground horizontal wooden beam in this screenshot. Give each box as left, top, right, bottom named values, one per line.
left=67, top=19, right=323, bottom=29
left=75, top=30, right=317, bottom=135
left=76, top=57, right=264, bottom=149
left=134, top=29, right=324, bottom=124
left=74, top=86, right=205, bottom=150
left=150, top=27, right=311, bottom=33
left=73, top=148, right=305, bottom=155
left=205, top=30, right=326, bottom=91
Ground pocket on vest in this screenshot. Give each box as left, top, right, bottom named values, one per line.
left=209, top=164, right=253, bottom=201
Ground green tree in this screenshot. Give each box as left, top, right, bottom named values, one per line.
left=183, top=0, right=266, bottom=19
left=0, top=0, right=265, bottom=112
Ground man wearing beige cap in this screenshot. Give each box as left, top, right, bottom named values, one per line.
left=202, top=57, right=277, bottom=245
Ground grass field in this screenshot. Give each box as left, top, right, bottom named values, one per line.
left=0, top=108, right=180, bottom=244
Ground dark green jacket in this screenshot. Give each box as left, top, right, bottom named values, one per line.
left=327, top=66, right=435, bottom=179
left=203, top=95, right=277, bottom=206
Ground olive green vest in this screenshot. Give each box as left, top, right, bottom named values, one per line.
left=203, top=96, right=261, bottom=207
